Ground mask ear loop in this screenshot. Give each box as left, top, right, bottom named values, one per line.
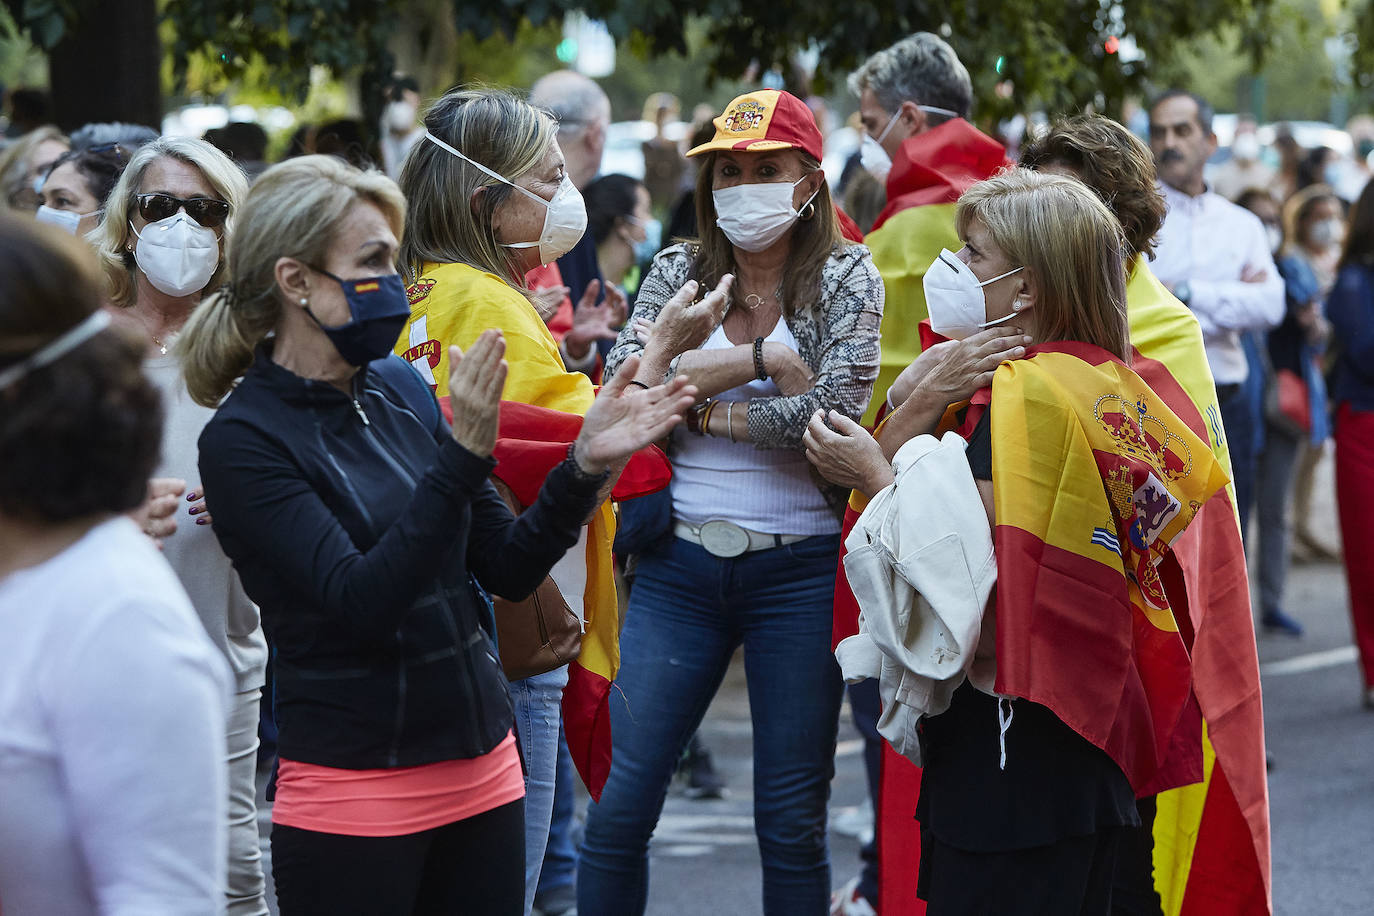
left=794, top=172, right=822, bottom=221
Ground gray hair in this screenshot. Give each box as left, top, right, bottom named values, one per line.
left=530, top=69, right=610, bottom=138
left=848, top=32, right=972, bottom=123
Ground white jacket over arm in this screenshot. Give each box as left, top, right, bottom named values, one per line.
left=835, top=431, right=998, bottom=766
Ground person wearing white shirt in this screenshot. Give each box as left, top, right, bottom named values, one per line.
left=1149, top=90, right=1284, bottom=536
left=0, top=217, right=230, bottom=916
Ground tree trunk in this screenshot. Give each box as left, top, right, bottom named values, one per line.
left=49, top=0, right=161, bottom=133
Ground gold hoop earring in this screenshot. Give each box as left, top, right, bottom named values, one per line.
left=799, top=201, right=816, bottom=221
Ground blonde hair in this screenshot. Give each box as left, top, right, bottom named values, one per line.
left=94, top=136, right=248, bottom=308
left=398, top=87, right=557, bottom=288
left=0, top=125, right=68, bottom=208
left=178, top=155, right=406, bottom=407
left=956, top=169, right=1131, bottom=362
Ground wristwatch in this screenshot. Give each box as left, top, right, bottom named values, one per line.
left=1174, top=280, right=1192, bottom=306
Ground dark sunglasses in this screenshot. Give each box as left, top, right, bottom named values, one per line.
left=135, top=192, right=231, bottom=228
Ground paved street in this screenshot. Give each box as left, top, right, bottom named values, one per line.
left=256, top=450, right=1373, bottom=915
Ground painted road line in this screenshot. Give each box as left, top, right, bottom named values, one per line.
left=1260, top=645, right=1358, bottom=677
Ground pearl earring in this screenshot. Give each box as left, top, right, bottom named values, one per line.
left=300, top=297, right=308, bottom=306
left=1012, top=299, right=1022, bottom=312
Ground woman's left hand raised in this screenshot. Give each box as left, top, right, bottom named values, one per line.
left=572, top=354, right=698, bottom=474
left=804, top=409, right=895, bottom=497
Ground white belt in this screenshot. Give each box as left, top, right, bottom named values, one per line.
left=674, top=519, right=808, bottom=558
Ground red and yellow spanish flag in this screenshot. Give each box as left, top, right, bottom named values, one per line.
left=982, top=343, right=1227, bottom=795
left=839, top=264, right=1270, bottom=914
left=400, top=261, right=630, bottom=799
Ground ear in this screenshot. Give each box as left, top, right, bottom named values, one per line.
left=898, top=100, right=928, bottom=135
left=1206, top=131, right=1219, bottom=157
left=1013, top=271, right=1039, bottom=312
left=469, top=185, right=486, bottom=220
left=275, top=256, right=311, bottom=307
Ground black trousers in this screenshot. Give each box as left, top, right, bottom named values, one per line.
left=917, top=824, right=1125, bottom=915
left=271, top=799, right=525, bottom=916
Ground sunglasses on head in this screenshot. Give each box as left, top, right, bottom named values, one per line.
left=135, top=192, right=231, bottom=228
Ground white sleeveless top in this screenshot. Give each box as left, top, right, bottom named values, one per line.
left=670, top=317, right=840, bottom=536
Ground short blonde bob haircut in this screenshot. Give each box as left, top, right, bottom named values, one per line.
left=398, top=87, right=557, bottom=289
left=956, top=169, right=1131, bottom=363
left=94, top=136, right=248, bottom=309
left=178, top=155, right=406, bottom=407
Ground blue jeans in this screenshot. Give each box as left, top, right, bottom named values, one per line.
left=536, top=724, right=579, bottom=896
left=577, top=534, right=844, bottom=916
left=509, top=663, right=568, bottom=915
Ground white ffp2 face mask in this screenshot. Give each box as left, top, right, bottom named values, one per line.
left=424, top=131, right=588, bottom=265
left=712, top=175, right=820, bottom=253
left=130, top=213, right=220, bottom=298
left=923, top=248, right=1024, bottom=340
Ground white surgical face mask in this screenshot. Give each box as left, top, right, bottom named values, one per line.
left=36, top=204, right=96, bottom=235
left=712, top=175, right=820, bottom=253
left=385, top=100, right=418, bottom=133
left=130, top=212, right=221, bottom=298
left=1309, top=217, right=1345, bottom=248
left=923, top=248, right=1024, bottom=340
left=860, top=112, right=900, bottom=183
left=1231, top=133, right=1261, bottom=163
left=424, top=131, right=587, bottom=265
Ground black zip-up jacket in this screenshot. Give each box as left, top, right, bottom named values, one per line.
left=198, top=345, right=601, bottom=769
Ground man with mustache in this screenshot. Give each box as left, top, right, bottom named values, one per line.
left=1149, top=89, right=1284, bottom=547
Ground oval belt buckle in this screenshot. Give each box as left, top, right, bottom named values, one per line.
left=699, top=519, right=750, bottom=558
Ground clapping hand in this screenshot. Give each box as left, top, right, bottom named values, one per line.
left=572, top=355, right=698, bottom=474
left=530, top=285, right=569, bottom=323
left=565, top=280, right=626, bottom=359
left=641, top=274, right=734, bottom=359
left=448, top=330, right=508, bottom=458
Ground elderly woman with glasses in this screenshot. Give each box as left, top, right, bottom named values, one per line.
left=93, top=136, right=271, bottom=915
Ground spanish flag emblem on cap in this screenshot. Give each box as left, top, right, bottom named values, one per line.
left=687, top=89, right=824, bottom=162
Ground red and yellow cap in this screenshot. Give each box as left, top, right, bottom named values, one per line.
left=687, top=89, right=823, bottom=162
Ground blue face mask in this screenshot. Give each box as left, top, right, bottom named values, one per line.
left=628, top=216, right=662, bottom=264
left=305, top=267, right=411, bottom=367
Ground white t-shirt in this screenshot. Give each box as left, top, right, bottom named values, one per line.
left=670, top=318, right=840, bottom=536
left=0, top=517, right=230, bottom=916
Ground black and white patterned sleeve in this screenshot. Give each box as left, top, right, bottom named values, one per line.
left=604, top=245, right=692, bottom=384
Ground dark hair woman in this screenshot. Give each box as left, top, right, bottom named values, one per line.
left=0, top=215, right=230, bottom=913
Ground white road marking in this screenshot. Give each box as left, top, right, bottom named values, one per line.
left=1261, top=645, right=1358, bottom=676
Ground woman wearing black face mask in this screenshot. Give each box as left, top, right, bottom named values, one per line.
left=178, top=155, right=699, bottom=914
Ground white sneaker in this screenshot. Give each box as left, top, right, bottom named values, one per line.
left=829, top=876, right=877, bottom=916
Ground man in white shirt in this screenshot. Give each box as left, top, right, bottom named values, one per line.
left=1148, top=89, right=1284, bottom=541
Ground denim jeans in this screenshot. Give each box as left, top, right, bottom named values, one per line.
left=536, top=724, right=579, bottom=897
left=578, top=533, right=844, bottom=916
left=509, top=663, right=569, bottom=915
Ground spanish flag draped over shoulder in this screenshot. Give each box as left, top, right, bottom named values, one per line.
left=838, top=267, right=1270, bottom=914
left=398, top=261, right=625, bottom=799
left=983, top=343, right=1227, bottom=795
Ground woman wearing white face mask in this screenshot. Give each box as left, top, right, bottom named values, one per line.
left=396, top=86, right=725, bottom=915
left=580, top=89, right=884, bottom=916
left=93, top=136, right=269, bottom=915
left=35, top=144, right=128, bottom=237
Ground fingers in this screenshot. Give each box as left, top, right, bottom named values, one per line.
left=604, top=355, right=642, bottom=396
left=806, top=408, right=843, bottom=444
left=577, top=279, right=602, bottom=311
left=667, top=279, right=700, bottom=309
left=827, top=410, right=867, bottom=436
left=148, top=477, right=187, bottom=500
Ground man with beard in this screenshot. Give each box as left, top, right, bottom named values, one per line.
left=1148, top=90, right=1284, bottom=537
